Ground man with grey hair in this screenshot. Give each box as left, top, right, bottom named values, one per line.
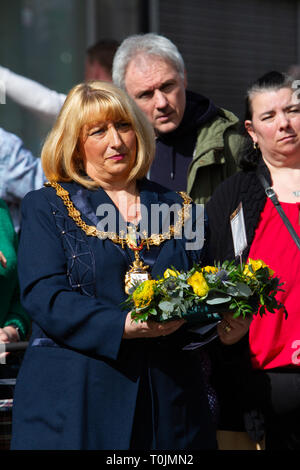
left=113, top=33, right=243, bottom=204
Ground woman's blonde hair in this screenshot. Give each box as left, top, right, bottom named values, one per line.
left=41, top=81, right=156, bottom=188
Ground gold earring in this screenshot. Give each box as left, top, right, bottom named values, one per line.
left=253, top=142, right=259, bottom=150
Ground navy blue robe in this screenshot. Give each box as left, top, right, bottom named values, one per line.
left=11, top=178, right=217, bottom=450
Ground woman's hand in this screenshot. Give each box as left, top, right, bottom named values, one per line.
left=123, top=311, right=186, bottom=339
left=0, top=326, right=20, bottom=360
left=0, top=326, right=20, bottom=343
left=217, top=312, right=252, bottom=345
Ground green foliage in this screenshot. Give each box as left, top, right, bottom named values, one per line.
left=123, top=259, right=288, bottom=323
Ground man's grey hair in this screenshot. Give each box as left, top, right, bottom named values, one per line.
left=112, top=33, right=185, bottom=90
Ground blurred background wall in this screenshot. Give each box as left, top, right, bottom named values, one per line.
left=1, top=0, right=300, bottom=156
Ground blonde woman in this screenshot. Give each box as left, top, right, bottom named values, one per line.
left=11, top=81, right=248, bottom=450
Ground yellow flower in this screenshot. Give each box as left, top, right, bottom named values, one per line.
left=202, top=266, right=219, bottom=274
left=243, top=259, right=274, bottom=277
left=187, top=271, right=209, bottom=297
left=163, top=268, right=179, bottom=279
left=132, top=280, right=156, bottom=308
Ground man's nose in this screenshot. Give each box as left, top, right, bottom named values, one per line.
left=154, top=90, right=168, bottom=109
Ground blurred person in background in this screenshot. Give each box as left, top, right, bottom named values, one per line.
left=0, top=197, right=30, bottom=450
left=0, top=39, right=119, bottom=121
left=0, top=197, right=30, bottom=354
left=0, top=127, right=45, bottom=232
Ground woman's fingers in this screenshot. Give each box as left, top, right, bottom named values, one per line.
left=218, top=312, right=252, bottom=345
left=123, top=312, right=185, bottom=339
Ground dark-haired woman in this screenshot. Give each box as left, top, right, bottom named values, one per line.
left=206, top=71, right=300, bottom=450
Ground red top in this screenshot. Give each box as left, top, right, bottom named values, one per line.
left=248, top=198, right=300, bottom=369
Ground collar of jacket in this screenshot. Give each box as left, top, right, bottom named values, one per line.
left=192, top=107, right=240, bottom=163
left=186, top=108, right=241, bottom=198
left=157, top=90, right=218, bottom=144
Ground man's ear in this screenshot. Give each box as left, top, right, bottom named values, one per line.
left=245, top=120, right=257, bottom=143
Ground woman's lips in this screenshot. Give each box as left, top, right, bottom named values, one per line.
left=108, top=154, right=126, bottom=160
left=278, top=135, right=297, bottom=142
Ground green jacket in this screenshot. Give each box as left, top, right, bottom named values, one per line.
left=187, top=108, right=244, bottom=204
left=0, top=199, right=30, bottom=339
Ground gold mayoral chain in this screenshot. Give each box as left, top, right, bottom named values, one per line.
left=45, top=181, right=192, bottom=294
